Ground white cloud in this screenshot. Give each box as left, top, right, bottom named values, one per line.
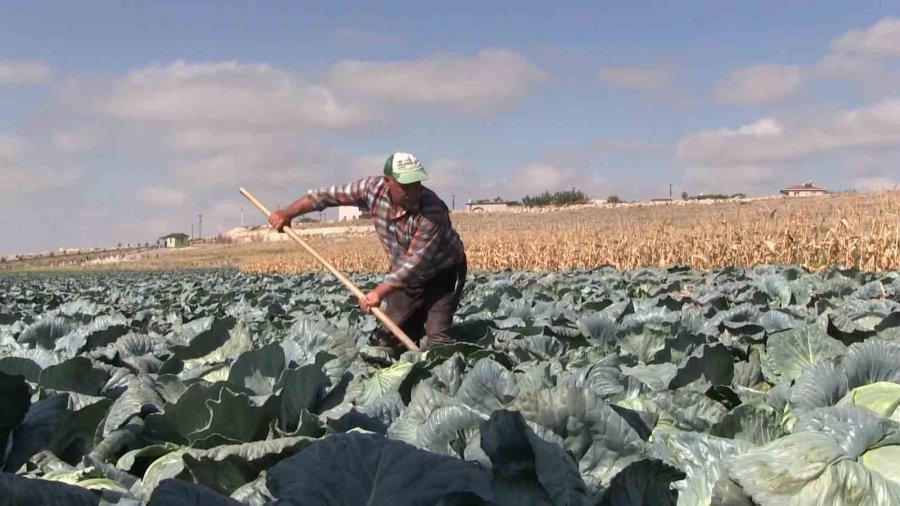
left=137, top=186, right=188, bottom=207
left=0, top=135, right=82, bottom=197
left=38, top=56, right=549, bottom=198
left=814, top=54, right=900, bottom=98
left=845, top=155, right=900, bottom=192
left=831, top=17, right=900, bottom=57
left=816, top=18, right=900, bottom=92
left=855, top=176, right=898, bottom=192
left=0, top=135, right=26, bottom=161
left=169, top=131, right=390, bottom=194
left=330, top=49, right=546, bottom=110
left=713, top=65, right=803, bottom=104
left=332, top=28, right=403, bottom=45
left=0, top=167, right=81, bottom=197
left=173, top=138, right=346, bottom=191
left=52, top=130, right=99, bottom=153
left=0, top=60, right=52, bottom=87
left=104, top=60, right=378, bottom=129
left=817, top=52, right=883, bottom=78
left=598, top=67, right=668, bottom=91
left=169, top=128, right=280, bottom=153
left=110, top=219, right=174, bottom=242
left=174, top=151, right=269, bottom=190
left=344, top=154, right=390, bottom=181
left=589, top=138, right=670, bottom=156
left=682, top=165, right=777, bottom=195
left=418, top=157, right=475, bottom=203
left=676, top=97, right=900, bottom=166
left=514, top=163, right=579, bottom=194
left=205, top=199, right=248, bottom=233
left=0, top=53, right=544, bottom=255
left=476, top=162, right=616, bottom=201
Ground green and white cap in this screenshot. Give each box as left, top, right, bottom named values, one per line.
left=384, top=152, right=429, bottom=184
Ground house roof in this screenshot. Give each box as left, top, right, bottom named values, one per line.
left=159, top=233, right=189, bottom=240
left=467, top=196, right=520, bottom=203
left=468, top=199, right=520, bottom=205
left=781, top=181, right=828, bottom=192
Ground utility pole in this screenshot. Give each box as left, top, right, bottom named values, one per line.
left=452, top=194, right=455, bottom=210
left=668, top=183, right=673, bottom=200
left=198, top=214, right=203, bottom=240
left=191, top=223, right=194, bottom=240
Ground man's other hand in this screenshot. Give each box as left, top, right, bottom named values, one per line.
left=268, top=210, right=292, bottom=232
left=358, top=290, right=382, bottom=313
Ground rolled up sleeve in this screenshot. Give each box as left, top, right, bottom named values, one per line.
left=306, top=177, right=373, bottom=212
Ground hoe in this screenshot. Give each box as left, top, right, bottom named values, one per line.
left=240, top=187, right=420, bottom=353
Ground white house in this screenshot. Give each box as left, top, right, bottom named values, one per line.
left=337, top=206, right=370, bottom=221
left=780, top=181, right=830, bottom=196
left=159, top=233, right=189, bottom=248
left=466, top=197, right=520, bottom=213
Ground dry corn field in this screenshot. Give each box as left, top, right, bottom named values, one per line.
left=239, top=191, right=900, bottom=275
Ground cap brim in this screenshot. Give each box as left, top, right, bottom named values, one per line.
left=395, top=170, right=428, bottom=184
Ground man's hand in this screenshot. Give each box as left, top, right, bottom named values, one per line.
left=358, top=291, right=382, bottom=313
left=268, top=210, right=293, bottom=232
left=358, top=283, right=397, bottom=313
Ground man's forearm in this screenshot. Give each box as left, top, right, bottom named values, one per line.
left=281, top=195, right=319, bottom=219
left=373, top=281, right=399, bottom=299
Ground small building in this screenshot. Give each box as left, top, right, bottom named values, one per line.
left=466, top=197, right=520, bottom=213
left=337, top=206, right=371, bottom=221
left=780, top=181, right=829, bottom=196
left=159, top=233, right=189, bottom=248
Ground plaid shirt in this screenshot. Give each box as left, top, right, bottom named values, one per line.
left=306, top=176, right=466, bottom=288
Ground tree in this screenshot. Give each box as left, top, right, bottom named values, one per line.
left=607, top=195, right=622, bottom=204
left=522, top=188, right=590, bottom=207
left=681, top=191, right=688, bottom=200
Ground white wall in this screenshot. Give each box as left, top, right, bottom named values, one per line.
left=337, top=206, right=363, bottom=221
left=467, top=203, right=513, bottom=213
left=784, top=190, right=827, bottom=196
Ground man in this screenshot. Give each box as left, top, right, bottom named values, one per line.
left=268, top=152, right=467, bottom=356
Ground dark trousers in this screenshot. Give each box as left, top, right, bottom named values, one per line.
left=374, top=259, right=467, bottom=352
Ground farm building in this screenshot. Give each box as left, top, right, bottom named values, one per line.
left=780, top=181, right=830, bottom=196
left=337, top=206, right=371, bottom=221
left=159, top=233, right=189, bottom=248
left=466, top=197, right=520, bottom=213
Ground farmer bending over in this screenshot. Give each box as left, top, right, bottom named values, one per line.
left=268, top=152, right=468, bottom=357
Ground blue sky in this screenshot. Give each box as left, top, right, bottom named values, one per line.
left=1, top=2, right=899, bottom=255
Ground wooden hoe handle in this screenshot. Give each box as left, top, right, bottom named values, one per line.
left=239, top=187, right=420, bottom=353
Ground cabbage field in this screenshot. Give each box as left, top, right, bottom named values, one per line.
left=2, top=265, right=900, bottom=505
